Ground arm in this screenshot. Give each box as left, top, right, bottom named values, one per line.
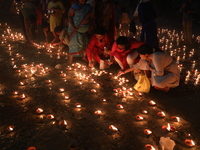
left=118, top=66, right=135, bottom=76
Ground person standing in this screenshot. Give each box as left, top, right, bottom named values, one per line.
left=47, top=0, right=65, bottom=43
left=68, top=0, right=95, bottom=64
left=179, top=0, right=199, bottom=44
left=136, top=0, right=159, bottom=48
left=96, top=0, right=115, bottom=39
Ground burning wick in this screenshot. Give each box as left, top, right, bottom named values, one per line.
left=145, top=144, right=156, bottom=150
left=36, top=108, right=43, bottom=113
left=59, top=88, right=65, bottom=92
left=142, top=110, right=148, bottom=114
left=101, top=98, right=107, bottom=102
left=19, top=81, right=26, bottom=86
left=75, top=103, right=81, bottom=108
left=149, top=100, right=156, bottom=106
left=136, top=115, right=144, bottom=121
left=58, top=120, right=67, bottom=126
left=144, top=129, right=152, bottom=135
left=184, top=139, right=195, bottom=147
left=47, top=114, right=54, bottom=119
left=116, top=104, right=124, bottom=109
left=13, top=91, right=19, bottom=95
left=90, top=89, right=96, bottom=93
left=109, top=125, right=118, bottom=131
left=171, top=116, right=180, bottom=122
left=162, top=123, right=176, bottom=132
left=7, top=126, right=14, bottom=131
left=64, top=95, right=69, bottom=99
left=19, top=94, right=26, bottom=99
left=157, top=111, right=166, bottom=117
left=94, top=110, right=102, bottom=115
left=45, top=80, right=52, bottom=84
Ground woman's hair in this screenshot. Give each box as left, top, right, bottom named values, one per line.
left=94, top=27, right=106, bottom=35
left=137, top=44, right=163, bottom=55
left=54, top=26, right=63, bottom=33
left=116, top=36, right=130, bottom=50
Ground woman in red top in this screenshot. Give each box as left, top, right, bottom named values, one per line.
left=86, top=27, right=114, bottom=69
left=110, top=36, right=145, bottom=70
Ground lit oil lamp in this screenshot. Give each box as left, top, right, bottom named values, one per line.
left=184, top=139, right=195, bottom=147
left=135, top=115, right=144, bottom=121
left=101, top=98, right=107, bottom=102
left=19, top=93, right=26, bottom=99
left=162, top=123, right=176, bottom=132
left=90, top=89, right=96, bottom=93
left=13, top=91, right=19, bottom=95
left=144, top=129, right=152, bottom=135
left=61, top=73, right=67, bottom=78
left=7, top=125, right=14, bottom=131
left=47, top=114, right=54, bottom=119
left=64, top=95, right=69, bottom=99
left=94, top=110, right=102, bottom=115
left=116, top=104, right=124, bottom=109
left=36, top=108, right=43, bottom=113
left=145, top=144, right=156, bottom=150
left=19, top=81, right=26, bottom=86
left=157, top=111, right=166, bottom=118
left=142, top=110, right=148, bottom=114
left=58, top=120, right=67, bottom=126
left=75, top=103, right=81, bottom=108
left=171, top=116, right=180, bottom=122
left=109, top=125, right=118, bottom=131
left=78, top=82, right=82, bottom=85
left=149, top=100, right=156, bottom=106
left=59, top=88, right=65, bottom=92
left=27, top=146, right=36, bottom=150
left=45, top=80, right=52, bottom=84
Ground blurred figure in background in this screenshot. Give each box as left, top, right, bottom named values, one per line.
left=179, top=0, right=199, bottom=44
left=96, top=0, right=115, bottom=39
left=135, top=0, right=159, bottom=48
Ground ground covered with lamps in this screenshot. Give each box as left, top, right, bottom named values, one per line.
left=0, top=1, right=200, bottom=150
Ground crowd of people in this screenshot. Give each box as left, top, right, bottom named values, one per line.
left=16, top=0, right=183, bottom=92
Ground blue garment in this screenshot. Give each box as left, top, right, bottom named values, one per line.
left=68, top=3, right=93, bottom=56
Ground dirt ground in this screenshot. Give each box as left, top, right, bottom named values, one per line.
left=0, top=0, right=200, bottom=150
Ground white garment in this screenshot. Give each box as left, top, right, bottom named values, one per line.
left=134, top=52, right=180, bottom=88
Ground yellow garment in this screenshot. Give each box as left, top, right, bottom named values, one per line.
left=134, top=74, right=150, bottom=93
left=48, top=1, right=65, bottom=32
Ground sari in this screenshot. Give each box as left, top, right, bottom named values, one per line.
left=110, top=38, right=144, bottom=69
left=68, top=3, right=93, bottom=56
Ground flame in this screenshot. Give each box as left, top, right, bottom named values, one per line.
left=94, top=110, right=102, bottom=115
left=63, top=120, right=67, bottom=125
left=166, top=123, right=171, bottom=131
left=109, top=125, right=118, bottom=131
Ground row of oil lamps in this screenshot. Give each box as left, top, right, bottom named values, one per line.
left=1, top=23, right=198, bottom=150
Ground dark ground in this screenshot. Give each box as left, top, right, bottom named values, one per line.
left=0, top=0, right=200, bottom=150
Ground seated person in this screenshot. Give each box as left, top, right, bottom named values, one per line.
left=118, top=44, right=180, bottom=92
left=86, top=27, right=114, bottom=69
left=110, top=36, right=145, bottom=70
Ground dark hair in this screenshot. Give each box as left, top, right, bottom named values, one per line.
left=41, top=21, right=49, bottom=29
left=54, top=26, right=63, bottom=33
left=94, top=27, right=106, bottom=35
left=116, top=36, right=130, bottom=50
left=137, top=44, right=163, bottom=55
